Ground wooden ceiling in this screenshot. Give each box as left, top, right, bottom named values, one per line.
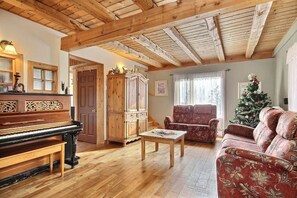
left=1, top=0, right=296, bottom=71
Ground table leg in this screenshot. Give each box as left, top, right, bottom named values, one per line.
left=181, top=135, right=184, bottom=157
left=170, top=141, right=174, bottom=167
left=155, top=142, right=159, bottom=152
left=141, top=138, right=145, bottom=160
left=49, top=153, right=53, bottom=174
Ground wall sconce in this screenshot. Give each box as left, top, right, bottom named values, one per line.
left=0, top=40, right=17, bottom=55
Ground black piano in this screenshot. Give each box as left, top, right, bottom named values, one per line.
left=0, top=93, right=82, bottom=187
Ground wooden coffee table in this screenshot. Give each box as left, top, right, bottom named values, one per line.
left=139, top=129, right=187, bottom=167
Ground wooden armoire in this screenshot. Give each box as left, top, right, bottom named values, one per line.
left=107, top=72, right=148, bottom=146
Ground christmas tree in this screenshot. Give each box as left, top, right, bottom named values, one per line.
left=230, top=73, right=272, bottom=128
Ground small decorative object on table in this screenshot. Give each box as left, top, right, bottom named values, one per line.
left=8, top=72, right=25, bottom=93
left=61, top=81, right=65, bottom=91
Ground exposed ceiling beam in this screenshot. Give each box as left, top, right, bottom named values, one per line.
left=131, top=35, right=181, bottom=66
left=164, top=27, right=202, bottom=64
left=61, top=0, right=275, bottom=51
left=246, top=2, right=272, bottom=58
left=69, top=0, right=117, bottom=23
left=4, top=0, right=88, bottom=31
left=147, top=51, right=273, bottom=71
left=205, top=17, right=225, bottom=62
left=132, top=0, right=154, bottom=11
left=103, top=41, right=163, bottom=68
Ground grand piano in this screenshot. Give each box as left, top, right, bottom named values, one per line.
left=0, top=92, right=82, bottom=187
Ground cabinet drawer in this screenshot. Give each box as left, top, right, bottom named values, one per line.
left=125, top=113, right=137, bottom=121
left=138, top=112, right=147, bottom=119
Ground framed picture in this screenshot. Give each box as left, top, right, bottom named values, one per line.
left=238, top=82, right=262, bottom=98
left=155, top=80, right=168, bottom=96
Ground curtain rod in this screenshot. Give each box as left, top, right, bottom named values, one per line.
left=169, top=68, right=231, bottom=76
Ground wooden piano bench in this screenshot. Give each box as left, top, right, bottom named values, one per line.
left=0, top=140, right=66, bottom=177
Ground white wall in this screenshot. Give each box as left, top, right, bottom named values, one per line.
left=148, top=58, right=276, bottom=128
left=0, top=10, right=146, bottom=140
left=274, top=20, right=297, bottom=110
left=0, top=10, right=68, bottom=90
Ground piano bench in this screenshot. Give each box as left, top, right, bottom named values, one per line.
left=0, top=140, right=66, bottom=177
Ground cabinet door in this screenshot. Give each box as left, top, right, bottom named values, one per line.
left=138, top=119, right=148, bottom=133
left=126, top=76, right=138, bottom=112
left=126, top=120, right=138, bottom=138
left=138, top=76, right=148, bottom=111
left=108, top=76, right=125, bottom=113
left=108, top=113, right=124, bottom=141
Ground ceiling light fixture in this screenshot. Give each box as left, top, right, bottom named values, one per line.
left=0, top=40, right=17, bottom=55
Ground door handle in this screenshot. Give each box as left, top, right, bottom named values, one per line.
left=92, top=109, right=96, bottom=113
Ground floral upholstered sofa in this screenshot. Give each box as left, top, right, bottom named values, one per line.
left=216, top=107, right=297, bottom=197
left=164, top=105, right=219, bottom=143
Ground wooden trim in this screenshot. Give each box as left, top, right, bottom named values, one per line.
left=163, top=27, right=202, bottom=64
left=246, top=2, right=273, bottom=58
left=205, top=17, right=225, bottom=62
left=72, top=63, right=104, bottom=144
left=27, top=61, right=59, bottom=94
left=147, top=51, right=273, bottom=71
left=61, top=0, right=275, bottom=51
left=131, top=35, right=181, bottom=66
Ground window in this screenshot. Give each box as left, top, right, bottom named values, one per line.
left=174, top=71, right=225, bottom=129
left=0, top=57, right=14, bottom=92
left=28, top=61, right=58, bottom=93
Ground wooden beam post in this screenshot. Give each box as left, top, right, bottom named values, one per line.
left=246, top=2, right=272, bottom=58
left=4, top=0, right=88, bottom=31
left=205, top=17, right=225, bottom=62
left=61, top=0, right=275, bottom=51
left=103, top=41, right=163, bottom=68
left=132, top=0, right=154, bottom=11
left=164, top=27, right=202, bottom=64
left=131, top=35, right=181, bottom=66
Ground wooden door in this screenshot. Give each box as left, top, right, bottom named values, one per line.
left=77, top=70, right=97, bottom=143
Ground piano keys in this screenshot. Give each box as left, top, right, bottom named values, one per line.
left=0, top=92, right=82, bottom=187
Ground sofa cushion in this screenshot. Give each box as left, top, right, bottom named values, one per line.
left=186, top=124, right=211, bottom=141
left=265, top=135, right=297, bottom=163
left=168, top=123, right=188, bottom=131
left=276, top=111, right=297, bottom=139
left=253, top=107, right=283, bottom=152
left=223, top=133, right=255, bottom=144
left=221, top=139, right=261, bottom=153
left=192, top=104, right=216, bottom=125
left=173, top=105, right=193, bottom=123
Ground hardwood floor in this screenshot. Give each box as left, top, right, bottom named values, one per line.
left=0, top=139, right=221, bottom=198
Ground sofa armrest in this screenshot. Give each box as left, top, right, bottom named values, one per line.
left=217, top=147, right=297, bottom=197
left=225, top=147, right=294, bottom=171
left=224, top=124, right=254, bottom=138
left=164, top=116, right=173, bottom=129
left=209, top=118, right=219, bottom=128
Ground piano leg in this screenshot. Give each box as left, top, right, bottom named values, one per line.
left=63, top=131, right=80, bottom=168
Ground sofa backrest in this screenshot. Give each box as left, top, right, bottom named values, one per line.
left=265, top=111, right=297, bottom=163
left=173, top=105, right=193, bottom=123
left=192, top=104, right=216, bottom=125
left=253, top=107, right=283, bottom=152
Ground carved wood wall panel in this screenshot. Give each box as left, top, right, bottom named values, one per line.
left=0, top=101, right=17, bottom=113
left=25, top=100, right=63, bottom=112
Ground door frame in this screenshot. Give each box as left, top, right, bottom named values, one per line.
left=72, top=64, right=104, bottom=144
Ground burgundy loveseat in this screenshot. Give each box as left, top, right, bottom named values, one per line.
left=216, top=107, right=297, bottom=197
left=164, top=105, right=219, bottom=143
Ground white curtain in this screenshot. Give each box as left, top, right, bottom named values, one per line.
left=174, top=71, right=225, bottom=129
left=287, top=42, right=297, bottom=112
